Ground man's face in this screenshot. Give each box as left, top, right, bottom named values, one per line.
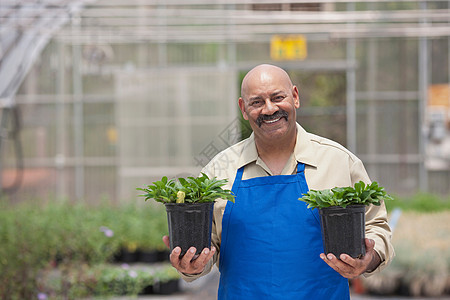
left=239, top=69, right=300, bottom=143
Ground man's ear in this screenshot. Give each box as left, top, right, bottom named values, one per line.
left=238, top=97, right=249, bottom=120
left=293, top=86, right=300, bottom=109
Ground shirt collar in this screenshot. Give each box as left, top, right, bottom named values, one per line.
left=237, top=133, right=259, bottom=169
left=236, top=122, right=318, bottom=169
left=293, top=123, right=318, bottom=168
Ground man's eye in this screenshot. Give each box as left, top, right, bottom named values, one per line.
left=251, top=100, right=262, bottom=106
left=273, top=96, right=285, bottom=101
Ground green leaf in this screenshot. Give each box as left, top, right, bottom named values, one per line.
left=137, top=173, right=235, bottom=204
left=299, top=181, right=393, bottom=209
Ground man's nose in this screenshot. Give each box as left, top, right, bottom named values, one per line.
left=262, top=99, right=278, bottom=115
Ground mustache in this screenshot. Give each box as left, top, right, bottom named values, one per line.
left=256, top=110, right=288, bottom=127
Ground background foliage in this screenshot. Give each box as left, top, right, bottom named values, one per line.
left=0, top=199, right=171, bottom=299
left=387, top=193, right=450, bottom=212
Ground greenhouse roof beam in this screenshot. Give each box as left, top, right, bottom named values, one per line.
left=83, top=0, right=450, bottom=6
left=0, top=0, right=93, bottom=108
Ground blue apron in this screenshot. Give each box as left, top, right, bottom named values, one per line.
left=218, top=163, right=349, bottom=299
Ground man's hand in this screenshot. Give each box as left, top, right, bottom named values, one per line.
left=320, top=238, right=381, bottom=279
left=162, top=235, right=215, bottom=275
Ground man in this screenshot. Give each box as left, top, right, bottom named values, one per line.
left=163, top=64, right=394, bottom=299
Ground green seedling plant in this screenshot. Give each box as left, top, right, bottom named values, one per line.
left=299, top=181, right=393, bottom=210
left=137, top=173, right=235, bottom=204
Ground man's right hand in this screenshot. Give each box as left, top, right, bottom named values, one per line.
left=162, top=235, right=215, bottom=275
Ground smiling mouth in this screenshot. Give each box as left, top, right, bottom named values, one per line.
left=263, top=117, right=282, bottom=124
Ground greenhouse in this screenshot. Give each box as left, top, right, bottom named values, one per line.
left=1, top=0, right=449, bottom=202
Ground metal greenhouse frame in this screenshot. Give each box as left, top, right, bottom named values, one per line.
left=1, top=0, right=449, bottom=201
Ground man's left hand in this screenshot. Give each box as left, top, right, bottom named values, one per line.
left=320, top=238, right=381, bottom=279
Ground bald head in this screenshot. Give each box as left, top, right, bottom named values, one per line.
left=241, top=64, right=294, bottom=100
left=238, top=63, right=300, bottom=155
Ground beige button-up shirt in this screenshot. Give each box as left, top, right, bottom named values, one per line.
left=182, top=123, right=394, bottom=281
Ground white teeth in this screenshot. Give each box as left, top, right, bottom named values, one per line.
left=263, top=117, right=281, bottom=124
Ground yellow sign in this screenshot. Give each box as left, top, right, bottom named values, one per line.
left=428, top=84, right=450, bottom=108
left=271, top=35, right=307, bottom=61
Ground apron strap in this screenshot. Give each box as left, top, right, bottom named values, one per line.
left=231, top=166, right=244, bottom=194
left=234, top=162, right=304, bottom=189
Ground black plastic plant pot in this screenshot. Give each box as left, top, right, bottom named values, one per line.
left=165, top=202, right=214, bottom=257
left=319, top=204, right=366, bottom=259
left=138, top=250, right=159, bottom=263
